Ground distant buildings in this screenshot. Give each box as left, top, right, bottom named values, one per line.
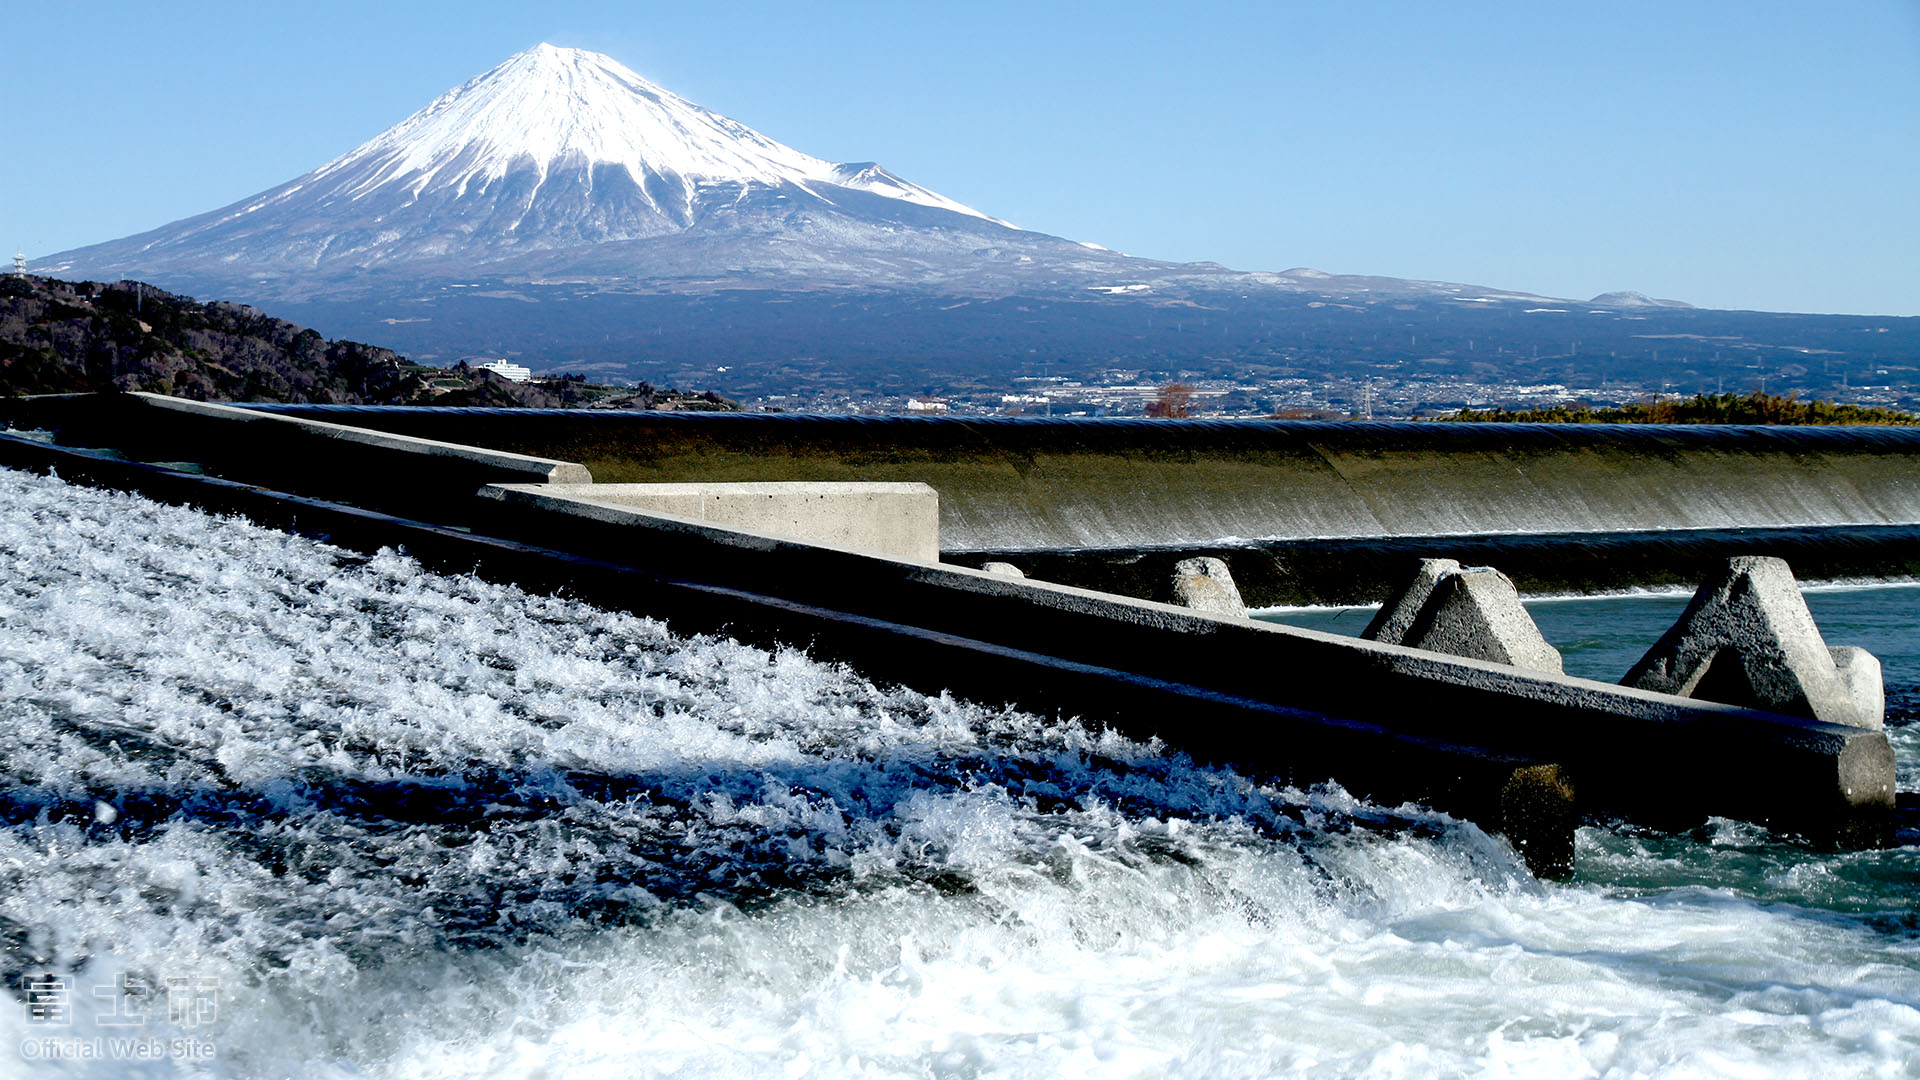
left=475, top=360, right=533, bottom=383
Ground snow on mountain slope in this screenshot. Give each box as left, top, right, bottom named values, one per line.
left=37, top=44, right=1024, bottom=290
left=34, top=44, right=1572, bottom=309
left=1588, top=290, right=1695, bottom=310
left=304, top=44, right=1002, bottom=223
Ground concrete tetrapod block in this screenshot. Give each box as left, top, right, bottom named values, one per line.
left=1169, top=556, right=1249, bottom=618
left=1363, top=558, right=1462, bottom=643
left=1404, top=567, right=1565, bottom=675
left=1364, top=560, right=1563, bottom=674
left=1622, top=556, right=1878, bottom=729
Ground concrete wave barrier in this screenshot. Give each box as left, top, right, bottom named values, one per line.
left=956, top=525, right=1920, bottom=607
left=1626, top=556, right=1885, bottom=728
left=179, top=405, right=1920, bottom=604
left=15, top=393, right=589, bottom=519
left=1363, top=560, right=1564, bottom=674
left=1, top=402, right=1901, bottom=875
left=123, top=393, right=588, bottom=484
left=208, top=407, right=1920, bottom=551
left=465, top=478, right=1894, bottom=873
left=523, top=481, right=940, bottom=562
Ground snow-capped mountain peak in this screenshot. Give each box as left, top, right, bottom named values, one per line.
left=36, top=42, right=1017, bottom=288
left=310, top=43, right=997, bottom=221
left=319, top=45, right=817, bottom=198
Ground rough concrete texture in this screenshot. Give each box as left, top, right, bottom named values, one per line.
left=516, top=482, right=940, bottom=562
left=1364, top=560, right=1562, bottom=674
left=1170, top=556, right=1249, bottom=618
left=1363, top=558, right=1462, bottom=643
left=1830, top=647, right=1886, bottom=729
left=1401, top=568, right=1565, bottom=674
left=980, top=561, right=1026, bottom=578
left=243, top=407, right=1920, bottom=552
left=1623, top=556, right=1878, bottom=729
left=131, top=393, right=591, bottom=483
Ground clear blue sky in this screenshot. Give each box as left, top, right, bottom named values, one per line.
left=5, top=1, right=1916, bottom=314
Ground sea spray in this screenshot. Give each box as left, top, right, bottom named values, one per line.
left=3, top=467, right=1918, bottom=1078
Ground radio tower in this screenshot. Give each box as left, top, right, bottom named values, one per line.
left=10, top=252, right=24, bottom=276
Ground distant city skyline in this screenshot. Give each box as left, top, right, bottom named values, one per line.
left=5, top=1, right=1916, bottom=315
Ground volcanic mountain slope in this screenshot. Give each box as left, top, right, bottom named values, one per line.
left=38, top=44, right=1545, bottom=306
left=44, top=44, right=1901, bottom=408
left=39, top=45, right=1158, bottom=298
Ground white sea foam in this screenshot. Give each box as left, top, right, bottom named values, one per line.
left=3, top=467, right=1918, bottom=1078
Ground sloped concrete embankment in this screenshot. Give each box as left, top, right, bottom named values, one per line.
left=0, top=402, right=1897, bottom=876
left=212, top=408, right=1920, bottom=548
left=209, top=407, right=1920, bottom=603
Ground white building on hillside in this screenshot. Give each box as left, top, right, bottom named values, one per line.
left=475, top=360, right=533, bottom=383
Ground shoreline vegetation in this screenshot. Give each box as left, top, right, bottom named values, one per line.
left=1436, top=391, right=1920, bottom=426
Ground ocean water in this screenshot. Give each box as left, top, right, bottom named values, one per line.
left=1258, top=584, right=1920, bottom=687
left=1259, top=585, right=1920, bottom=794
left=4, top=466, right=1919, bottom=1079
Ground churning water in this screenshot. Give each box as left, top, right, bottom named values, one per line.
left=4, top=467, right=1919, bottom=1078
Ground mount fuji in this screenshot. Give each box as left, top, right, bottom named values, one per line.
left=42, top=44, right=1554, bottom=304
left=41, top=44, right=1851, bottom=406
left=41, top=44, right=1230, bottom=298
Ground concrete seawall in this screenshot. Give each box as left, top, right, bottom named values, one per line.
left=1, top=412, right=1899, bottom=875
left=471, top=477, right=1895, bottom=863
left=216, top=408, right=1920, bottom=551
left=527, top=481, right=940, bottom=562
left=960, top=524, right=1920, bottom=607
left=14, top=394, right=589, bottom=520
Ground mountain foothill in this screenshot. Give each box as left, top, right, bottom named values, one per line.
left=0, top=273, right=729, bottom=410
